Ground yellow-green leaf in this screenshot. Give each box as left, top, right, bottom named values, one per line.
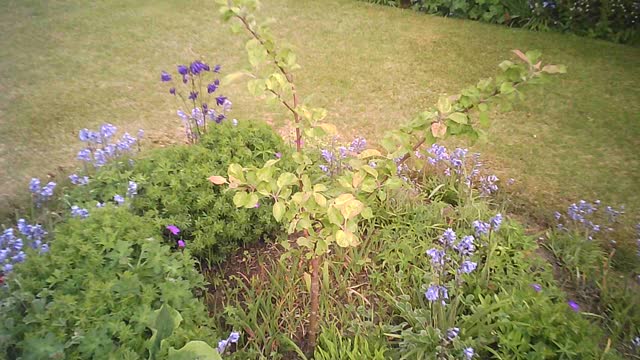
left=273, top=202, right=286, bottom=222
left=357, top=149, right=382, bottom=159
left=448, top=112, right=468, bottom=125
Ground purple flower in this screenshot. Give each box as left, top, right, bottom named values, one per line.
left=169, top=87, right=176, bottom=95
left=69, top=174, right=89, bottom=186
left=216, top=96, right=228, bottom=106
left=454, top=235, right=475, bottom=256
left=440, top=228, right=456, bottom=246
left=113, top=194, right=125, bottom=205
left=188, top=91, right=198, bottom=100
left=446, top=327, right=459, bottom=340
left=213, top=64, right=221, bottom=73
left=472, top=220, right=490, bottom=237
left=40, top=182, right=56, bottom=200
left=530, top=283, right=542, bottom=292
left=127, top=181, right=138, bottom=198
left=96, top=202, right=105, bottom=208
left=29, top=178, right=40, bottom=193
left=459, top=260, right=477, bottom=274
left=100, top=123, right=117, bottom=139
left=568, top=300, right=580, bottom=312
left=348, top=137, right=367, bottom=153
left=77, top=148, right=92, bottom=162
left=161, top=71, right=172, bottom=82
left=426, top=248, right=446, bottom=268
left=464, top=347, right=475, bottom=360
left=190, top=60, right=209, bottom=75
left=275, top=152, right=282, bottom=159
left=425, top=285, right=448, bottom=302
left=321, top=149, right=335, bottom=164
left=490, top=213, right=503, bottom=231
left=166, top=225, right=180, bottom=235
left=427, top=144, right=449, bottom=165
left=177, top=65, right=188, bottom=75
left=70, top=205, right=90, bottom=219
left=177, top=240, right=185, bottom=248
left=554, top=211, right=561, bottom=221
left=207, top=82, right=219, bottom=94
left=217, top=331, right=240, bottom=354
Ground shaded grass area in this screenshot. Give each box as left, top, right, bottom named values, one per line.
left=1, top=0, right=639, bottom=220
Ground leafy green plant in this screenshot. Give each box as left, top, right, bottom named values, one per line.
left=314, top=325, right=389, bottom=360
left=214, top=0, right=565, bottom=352
left=0, top=206, right=214, bottom=359
left=65, top=120, right=289, bottom=263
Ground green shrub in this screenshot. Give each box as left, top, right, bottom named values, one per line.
left=363, top=0, right=640, bottom=44
left=0, top=206, right=214, bottom=359
left=67, top=120, right=290, bottom=263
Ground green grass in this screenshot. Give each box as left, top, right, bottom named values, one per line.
left=1, top=0, right=639, bottom=220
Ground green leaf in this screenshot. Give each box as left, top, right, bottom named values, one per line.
left=339, top=199, right=364, bottom=219
left=273, top=202, right=286, bottom=222
left=168, top=341, right=222, bottom=360
left=244, top=193, right=259, bottom=208
left=246, top=38, right=268, bottom=67
left=499, top=82, right=514, bottom=94
left=233, top=192, right=249, bottom=208
left=357, top=149, right=382, bottom=159
left=448, top=112, right=468, bottom=124
left=277, top=172, right=297, bottom=188
left=327, top=206, right=343, bottom=226
left=148, top=304, right=183, bottom=360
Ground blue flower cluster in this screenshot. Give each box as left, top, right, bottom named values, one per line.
left=70, top=205, right=90, bottom=219
left=162, top=60, right=231, bottom=143
left=425, top=214, right=502, bottom=304
left=554, top=200, right=623, bottom=240
left=318, top=136, right=367, bottom=175
left=1, top=219, right=49, bottom=275
left=69, top=174, right=89, bottom=186
left=29, top=178, right=56, bottom=206
left=76, top=123, right=142, bottom=167
left=426, top=144, right=500, bottom=196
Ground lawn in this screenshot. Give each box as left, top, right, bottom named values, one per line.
left=1, top=0, right=639, bottom=221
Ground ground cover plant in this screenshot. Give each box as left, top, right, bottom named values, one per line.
left=0, top=0, right=639, bottom=359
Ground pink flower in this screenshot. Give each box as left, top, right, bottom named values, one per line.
left=178, top=240, right=185, bottom=248
left=166, top=225, right=180, bottom=235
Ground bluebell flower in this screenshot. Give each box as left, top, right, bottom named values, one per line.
left=472, top=220, right=490, bottom=237
left=213, top=64, right=221, bottom=73
left=454, top=235, right=475, bottom=256
left=77, top=148, right=92, bottom=162
left=177, top=65, right=188, bottom=75
left=207, top=82, right=218, bottom=94
left=161, top=71, right=172, bottom=82
left=348, top=137, right=367, bottom=154
left=440, top=228, right=457, bottom=246
left=93, top=149, right=108, bottom=167
left=216, top=96, right=228, bottom=106
left=69, top=174, right=89, bottom=186
left=3, top=263, right=13, bottom=273
left=188, top=91, right=198, bottom=101
left=319, top=165, right=329, bottom=173
left=39, top=182, right=56, bottom=200
left=321, top=149, right=335, bottom=164
left=217, top=331, right=240, bottom=354
left=446, top=327, right=460, bottom=340
left=459, top=260, right=477, bottom=274
left=490, top=214, right=503, bottom=231
left=169, top=87, right=176, bottom=95
left=127, top=181, right=138, bottom=198
left=464, top=347, right=475, bottom=359
left=70, top=205, right=89, bottom=219
left=100, top=124, right=117, bottom=139
left=190, top=60, right=209, bottom=75
left=96, top=201, right=105, bottom=208
left=12, top=251, right=26, bottom=263
left=427, top=144, right=449, bottom=165
left=114, top=194, right=125, bottom=205
left=426, top=248, right=446, bottom=268
left=29, top=178, right=40, bottom=193
left=425, top=285, right=448, bottom=302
